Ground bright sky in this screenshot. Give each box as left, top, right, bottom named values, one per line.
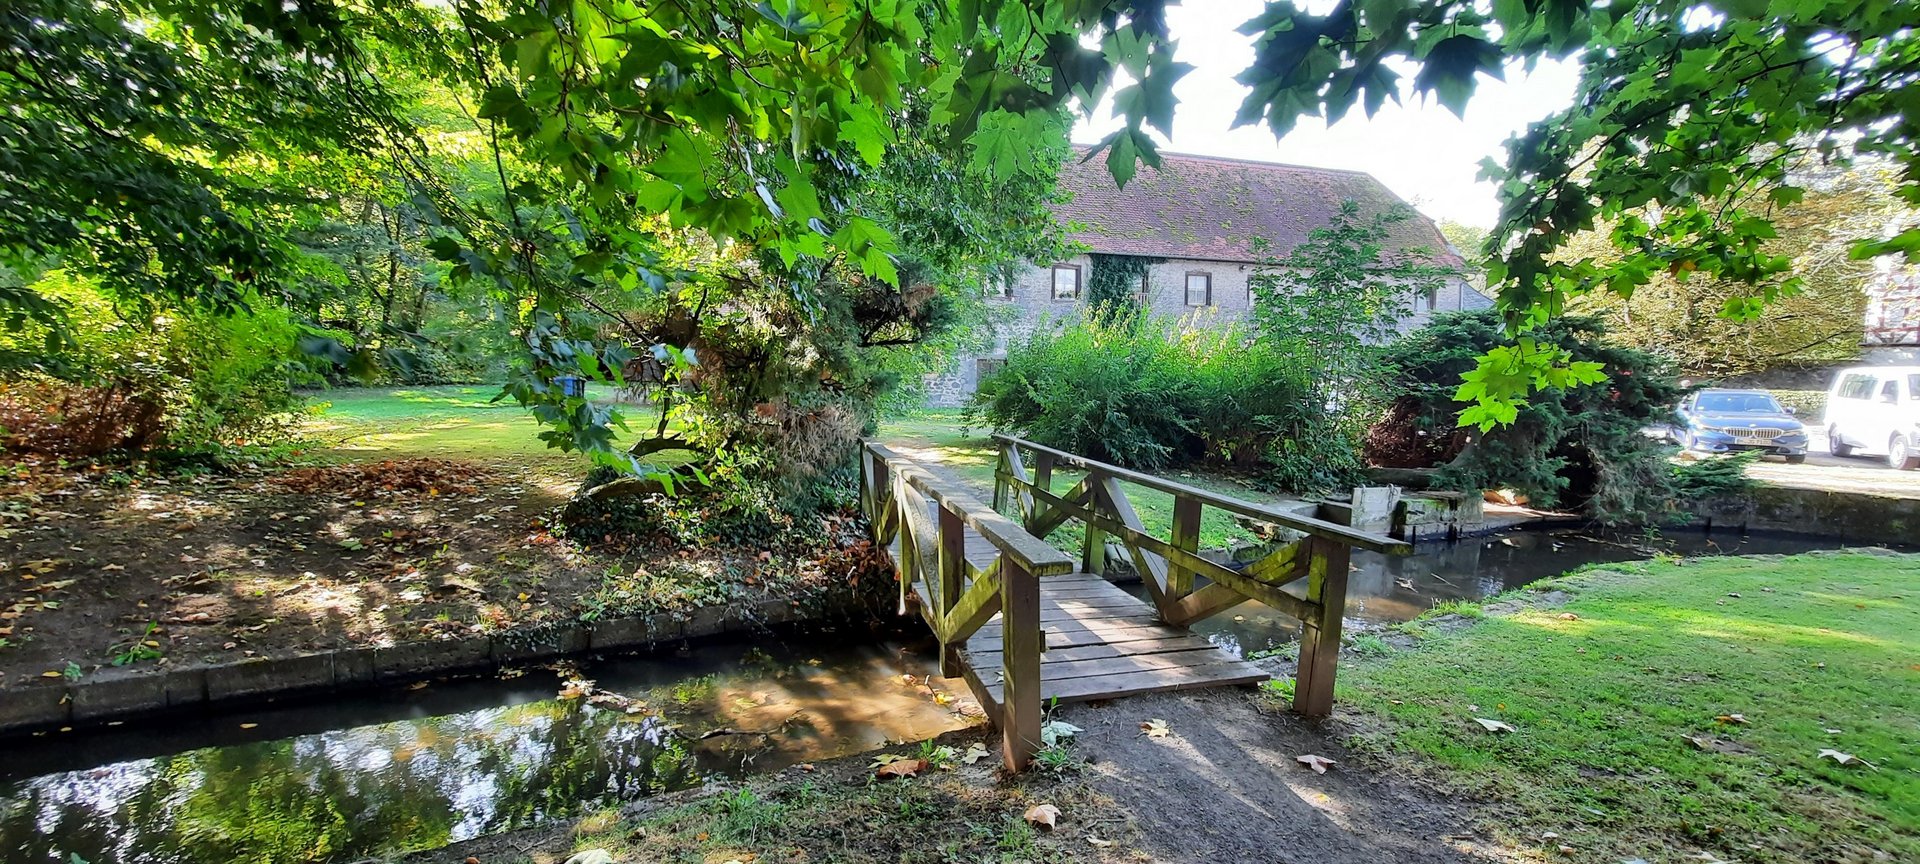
left=1071, top=1, right=1581, bottom=229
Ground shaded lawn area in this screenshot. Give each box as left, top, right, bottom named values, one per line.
left=1337, top=551, right=1919, bottom=864
left=876, top=409, right=1305, bottom=551
left=0, top=386, right=836, bottom=688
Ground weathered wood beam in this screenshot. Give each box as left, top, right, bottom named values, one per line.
left=1094, top=476, right=1168, bottom=611
left=936, top=505, right=965, bottom=677
left=990, top=434, right=1409, bottom=554
left=1293, top=538, right=1351, bottom=717
left=941, top=569, right=1003, bottom=644
left=1168, top=494, right=1202, bottom=601
left=1000, top=557, right=1042, bottom=771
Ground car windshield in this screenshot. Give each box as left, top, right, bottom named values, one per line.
left=1695, top=392, right=1782, bottom=413
left=1910, top=374, right=1920, bottom=401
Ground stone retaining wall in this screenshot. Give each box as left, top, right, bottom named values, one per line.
left=0, top=596, right=821, bottom=736
left=1690, top=484, right=1920, bottom=547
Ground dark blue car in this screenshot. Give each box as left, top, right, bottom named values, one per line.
left=1671, top=389, right=1809, bottom=463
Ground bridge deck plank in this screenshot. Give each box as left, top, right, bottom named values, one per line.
left=932, top=569, right=1265, bottom=717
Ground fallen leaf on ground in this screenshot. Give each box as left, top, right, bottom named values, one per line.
left=1039, top=719, right=1081, bottom=746
left=1296, top=754, right=1336, bottom=774
left=1714, top=713, right=1748, bottom=725
left=562, top=851, right=614, bottom=864
left=1818, top=748, right=1878, bottom=769
left=875, top=758, right=928, bottom=779
left=1558, top=612, right=1579, bottom=620
left=1085, top=835, right=1114, bottom=848
left=1472, top=717, right=1516, bottom=733
left=960, top=743, right=991, bottom=765
left=1023, top=803, right=1061, bottom=830
left=1140, top=719, right=1171, bottom=738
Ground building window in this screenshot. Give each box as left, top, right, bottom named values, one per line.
left=977, top=358, right=1005, bottom=381
left=1184, top=271, right=1212, bottom=307
left=1051, top=264, right=1081, bottom=300
left=1417, top=286, right=1439, bottom=312
left=1136, top=272, right=1151, bottom=302
left=984, top=274, right=1013, bottom=300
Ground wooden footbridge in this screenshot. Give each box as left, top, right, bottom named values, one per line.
left=858, top=435, right=1408, bottom=770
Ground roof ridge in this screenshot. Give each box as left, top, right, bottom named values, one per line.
left=1068, top=144, right=1378, bottom=179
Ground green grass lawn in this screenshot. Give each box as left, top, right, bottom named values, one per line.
left=1339, top=551, right=1919, bottom=864
left=299, top=384, right=660, bottom=470
left=875, top=409, right=1308, bottom=550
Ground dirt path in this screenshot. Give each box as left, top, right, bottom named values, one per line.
left=1062, top=688, right=1496, bottom=864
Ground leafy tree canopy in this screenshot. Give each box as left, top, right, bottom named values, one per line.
left=11, top=0, right=1920, bottom=466
left=1233, top=0, right=1920, bottom=426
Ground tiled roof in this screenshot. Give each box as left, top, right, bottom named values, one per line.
left=1055, top=148, right=1462, bottom=266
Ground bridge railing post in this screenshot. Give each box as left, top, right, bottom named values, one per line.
left=999, top=556, right=1041, bottom=770
left=936, top=504, right=965, bottom=678
left=1293, top=537, right=1351, bottom=717
left=1080, top=468, right=1107, bottom=576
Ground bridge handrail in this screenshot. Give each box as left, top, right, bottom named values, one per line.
left=990, top=434, right=1409, bottom=554
left=863, top=442, right=1073, bottom=576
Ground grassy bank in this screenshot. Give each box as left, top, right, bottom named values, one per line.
left=1338, top=551, right=1919, bottom=863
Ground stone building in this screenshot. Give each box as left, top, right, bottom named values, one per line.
left=925, top=150, right=1493, bottom=406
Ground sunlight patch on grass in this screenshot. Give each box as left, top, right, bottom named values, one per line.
left=1339, top=552, right=1920, bottom=864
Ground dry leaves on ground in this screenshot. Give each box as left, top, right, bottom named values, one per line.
left=1817, top=749, right=1878, bottom=769
left=873, top=757, right=929, bottom=779
left=1023, top=803, right=1061, bottom=830
left=1472, top=717, right=1517, bottom=733
left=275, top=459, right=486, bottom=497
left=1295, top=754, right=1336, bottom=774
left=1140, top=718, right=1170, bottom=738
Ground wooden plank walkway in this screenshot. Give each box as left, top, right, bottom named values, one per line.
left=914, top=525, right=1267, bottom=716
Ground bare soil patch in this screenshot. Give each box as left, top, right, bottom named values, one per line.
left=0, top=455, right=870, bottom=689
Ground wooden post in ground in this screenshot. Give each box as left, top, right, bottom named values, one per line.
left=999, top=557, right=1042, bottom=770
left=936, top=505, right=965, bottom=677
left=1293, top=538, right=1350, bottom=717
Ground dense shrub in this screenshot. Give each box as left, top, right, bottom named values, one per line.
left=0, top=271, right=310, bottom=456
left=1373, top=310, right=1689, bottom=523
left=968, top=315, right=1358, bottom=490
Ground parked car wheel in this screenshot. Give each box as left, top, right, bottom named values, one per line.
left=1785, top=454, right=1806, bottom=464
left=1890, top=435, right=1920, bottom=471
left=1829, top=426, right=1856, bottom=457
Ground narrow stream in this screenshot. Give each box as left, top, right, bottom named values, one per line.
left=0, top=528, right=1875, bottom=864
left=1143, top=528, right=1873, bottom=658
left=0, top=634, right=974, bottom=864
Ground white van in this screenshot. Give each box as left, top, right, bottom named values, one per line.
left=1822, top=366, right=1920, bottom=469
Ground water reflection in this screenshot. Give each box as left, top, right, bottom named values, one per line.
left=1135, top=529, right=1866, bottom=658
left=0, top=639, right=973, bottom=864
